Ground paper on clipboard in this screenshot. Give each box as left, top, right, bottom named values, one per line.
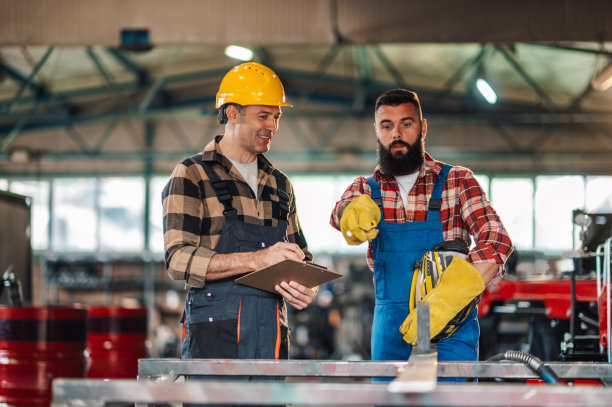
left=234, top=259, right=342, bottom=294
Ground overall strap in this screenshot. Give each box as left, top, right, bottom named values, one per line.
left=366, top=177, right=383, bottom=210
left=427, top=164, right=452, bottom=221
left=272, top=170, right=290, bottom=222
left=201, top=162, right=236, bottom=214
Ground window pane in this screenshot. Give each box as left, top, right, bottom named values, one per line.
left=491, top=178, right=533, bottom=249
left=9, top=180, right=50, bottom=250
left=52, top=178, right=97, bottom=251
left=535, top=176, right=584, bottom=251
left=291, top=174, right=367, bottom=256
left=149, top=176, right=168, bottom=254
left=474, top=174, right=489, bottom=198
left=585, top=176, right=612, bottom=213
left=0, top=179, right=8, bottom=190
left=99, top=177, right=144, bottom=252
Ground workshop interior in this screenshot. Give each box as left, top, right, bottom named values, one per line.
left=1, top=1, right=612, bottom=406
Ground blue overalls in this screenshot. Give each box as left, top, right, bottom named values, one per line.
left=182, top=161, right=290, bottom=364
left=367, top=165, right=479, bottom=382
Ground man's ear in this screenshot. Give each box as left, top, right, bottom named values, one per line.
left=421, top=118, right=427, bottom=139
left=226, top=105, right=241, bottom=124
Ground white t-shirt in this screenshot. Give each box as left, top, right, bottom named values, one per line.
left=228, top=157, right=259, bottom=197
left=394, top=172, right=419, bottom=208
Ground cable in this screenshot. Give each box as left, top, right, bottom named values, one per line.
left=487, top=350, right=562, bottom=384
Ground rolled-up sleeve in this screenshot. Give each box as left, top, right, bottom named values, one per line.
left=459, top=172, right=513, bottom=276
left=162, top=162, right=213, bottom=287
left=330, top=176, right=369, bottom=230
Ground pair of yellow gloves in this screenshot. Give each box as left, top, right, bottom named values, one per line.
left=339, top=194, right=485, bottom=344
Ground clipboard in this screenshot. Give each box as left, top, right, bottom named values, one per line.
left=234, top=259, right=342, bottom=294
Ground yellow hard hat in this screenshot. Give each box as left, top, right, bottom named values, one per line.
left=215, top=62, right=292, bottom=108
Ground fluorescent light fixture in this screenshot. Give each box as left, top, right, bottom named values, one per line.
left=476, top=78, right=497, bottom=104
left=591, top=64, right=612, bottom=91
left=224, top=45, right=253, bottom=61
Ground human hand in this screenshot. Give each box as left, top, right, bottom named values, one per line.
left=253, top=241, right=304, bottom=270
left=275, top=281, right=316, bottom=310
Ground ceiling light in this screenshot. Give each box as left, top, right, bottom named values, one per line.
left=476, top=78, right=497, bottom=104
left=224, top=45, right=253, bottom=62
left=591, top=64, right=612, bottom=91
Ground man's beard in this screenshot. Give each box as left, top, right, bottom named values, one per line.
left=377, top=133, right=425, bottom=176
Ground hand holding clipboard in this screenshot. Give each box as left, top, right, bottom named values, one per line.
left=234, top=259, right=342, bottom=294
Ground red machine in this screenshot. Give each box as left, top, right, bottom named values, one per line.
left=478, top=246, right=610, bottom=363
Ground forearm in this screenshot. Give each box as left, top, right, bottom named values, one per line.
left=208, top=241, right=307, bottom=281
left=471, top=261, right=499, bottom=286
left=207, top=251, right=259, bottom=280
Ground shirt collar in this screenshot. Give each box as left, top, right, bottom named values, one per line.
left=202, top=135, right=276, bottom=174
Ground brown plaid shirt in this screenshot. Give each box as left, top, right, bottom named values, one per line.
left=163, top=135, right=312, bottom=288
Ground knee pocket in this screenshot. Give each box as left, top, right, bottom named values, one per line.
left=189, top=319, right=238, bottom=358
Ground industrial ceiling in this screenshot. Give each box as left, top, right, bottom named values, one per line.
left=1, top=0, right=612, bottom=176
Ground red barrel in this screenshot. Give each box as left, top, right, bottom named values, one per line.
left=0, top=306, right=88, bottom=407
left=86, top=306, right=148, bottom=378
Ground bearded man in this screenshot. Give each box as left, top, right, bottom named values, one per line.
left=329, top=89, right=513, bottom=380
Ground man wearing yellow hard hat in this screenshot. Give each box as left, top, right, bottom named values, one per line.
left=162, top=62, right=316, bottom=366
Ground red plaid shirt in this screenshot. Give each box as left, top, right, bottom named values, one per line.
left=330, top=153, right=513, bottom=274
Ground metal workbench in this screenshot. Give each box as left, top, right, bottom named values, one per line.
left=51, top=357, right=612, bottom=407
left=52, top=304, right=612, bottom=406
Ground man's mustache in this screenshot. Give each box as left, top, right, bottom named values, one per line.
left=389, top=140, right=411, bottom=150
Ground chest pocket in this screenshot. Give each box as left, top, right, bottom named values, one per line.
left=377, top=221, right=443, bottom=253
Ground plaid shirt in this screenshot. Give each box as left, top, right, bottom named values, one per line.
left=163, top=135, right=312, bottom=289
left=330, top=153, right=513, bottom=274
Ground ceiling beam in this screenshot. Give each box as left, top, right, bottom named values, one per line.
left=293, top=46, right=342, bottom=110
left=372, top=45, right=408, bottom=89
left=2, top=149, right=612, bottom=174
left=3, top=108, right=612, bottom=138
left=495, top=45, right=558, bottom=113
left=86, top=47, right=117, bottom=89
left=137, top=47, right=181, bottom=114
left=105, top=48, right=149, bottom=87
left=5, top=46, right=54, bottom=114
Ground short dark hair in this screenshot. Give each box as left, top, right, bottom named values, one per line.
left=217, top=103, right=245, bottom=124
left=374, top=89, right=422, bottom=120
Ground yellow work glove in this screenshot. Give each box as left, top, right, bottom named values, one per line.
left=399, top=257, right=485, bottom=344
left=339, top=194, right=381, bottom=245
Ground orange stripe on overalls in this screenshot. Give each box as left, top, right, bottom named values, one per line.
left=237, top=299, right=242, bottom=343
left=274, top=301, right=281, bottom=360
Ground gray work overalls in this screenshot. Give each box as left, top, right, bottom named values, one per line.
left=181, top=159, right=291, bottom=365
